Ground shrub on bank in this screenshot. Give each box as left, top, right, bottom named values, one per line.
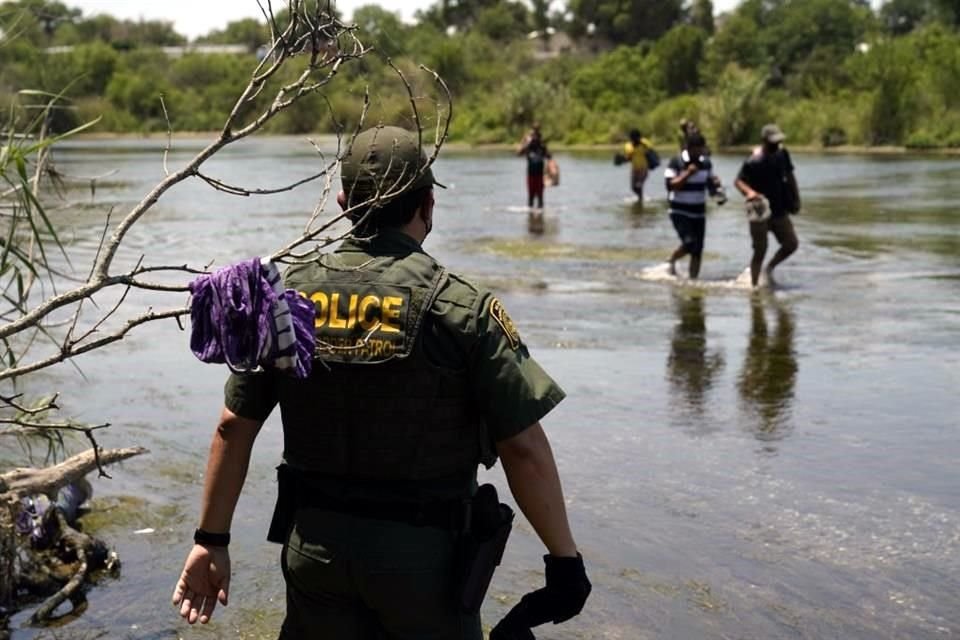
left=10, top=3, right=960, bottom=150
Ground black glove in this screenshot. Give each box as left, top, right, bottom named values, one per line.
left=490, top=553, right=591, bottom=638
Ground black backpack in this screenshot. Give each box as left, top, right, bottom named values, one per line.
left=644, top=146, right=661, bottom=170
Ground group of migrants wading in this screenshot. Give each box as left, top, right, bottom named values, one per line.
left=539, top=118, right=802, bottom=288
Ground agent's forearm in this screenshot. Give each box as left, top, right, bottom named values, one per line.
left=498, top=423, right=578, bottom=558
left=198, top=408, right=262, bottom=534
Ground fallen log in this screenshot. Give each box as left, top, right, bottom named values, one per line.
left=0, top=446, right=147, bottom=498
left=0, top=446, right=148, bottom=623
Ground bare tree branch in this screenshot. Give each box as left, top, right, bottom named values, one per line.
left=0, top=392, right=58, bottom=414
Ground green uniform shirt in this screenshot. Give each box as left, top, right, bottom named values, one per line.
left=225, top=229, right=565, bottom=443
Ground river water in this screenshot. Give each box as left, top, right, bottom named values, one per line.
left=4, top=137, right=959, bottom=639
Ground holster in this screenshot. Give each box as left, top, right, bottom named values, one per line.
left=267, top=464, right=298, bottom=544
left=457, top=483, right=514, bottom=614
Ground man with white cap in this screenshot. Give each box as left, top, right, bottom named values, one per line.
left=735, top=123, right=801, bottom=287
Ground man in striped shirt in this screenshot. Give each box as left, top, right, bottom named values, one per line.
left=665, top=132, right=723, bottom=279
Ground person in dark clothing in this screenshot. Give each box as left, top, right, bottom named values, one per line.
left=735, top=124, right=801, bottom=287
left=517, top=122, right=551, bottom=210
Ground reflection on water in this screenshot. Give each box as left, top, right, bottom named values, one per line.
left=526, top=209, right=545, bottom=235
left=737, top=295, right=797, bottom=443
left=666, top=291, right=725, bottom=427
left=628, top=199, right=647, bottom=216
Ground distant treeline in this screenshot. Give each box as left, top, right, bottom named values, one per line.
left=2, top=0, right=960, bottom=148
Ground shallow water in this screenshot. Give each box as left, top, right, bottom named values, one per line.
left=3, top=138, right=959, bottom=638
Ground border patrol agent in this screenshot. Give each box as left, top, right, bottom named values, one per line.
left=173, top=126, right=591, bottom=638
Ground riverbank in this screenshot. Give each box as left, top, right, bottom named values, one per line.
left=72, top=132, right=960, bottom=156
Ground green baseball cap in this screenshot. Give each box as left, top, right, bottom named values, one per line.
left=341, top=125, right=445, bottom=201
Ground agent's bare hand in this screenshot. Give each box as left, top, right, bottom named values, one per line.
left=172, top=544, right=231, bottom=624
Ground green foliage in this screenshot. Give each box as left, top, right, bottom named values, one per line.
left=776, top=91, right=871, bottom=146
left=905, top=111, right=960, bottom=148
left=704, top=64, right=769, bottom=146
left=690, top=0, right=715, bottom=35
left=639, top=94, right=707, bottom=144
left=701, top=13, right=766, bottom=82
left=68, top=41, right=119, bottom=94
left=416, top=0, right=523, bottom=33
left=530, top=0, right=551, bottom=35
left=196, top=18, right=269, bottom=51
left=0, top=90, right=98, bottom=346
left=909, top=24, right=960, bottom=110
left=567, top=0, right=684, bottom=45
left=846, top=37, right=920, bottom=144
left=763, top=0, right=871, bottom=75
left=501, top=76, right=559, bottom=130
left=785, top=44, right=853, bottom=97
left=473, top=3, right=531, bottom=42
left=351, top=6, right=409, bottom=59
left=881, top=0, right=937, bottom=35
left=570, top=45, right=663, bottom=112
left=654, top=25, right=707, bottom=95
left=934, top=0, right=960, bottom=27
left=0, top=0, right=80, bottom=45
left=106, top=70, right=166, bottom=121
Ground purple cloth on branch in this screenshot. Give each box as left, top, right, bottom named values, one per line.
left=189, top=257, right=315, bottom=378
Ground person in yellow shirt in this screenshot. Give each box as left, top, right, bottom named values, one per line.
left=621, top=128, right=658, bottom=203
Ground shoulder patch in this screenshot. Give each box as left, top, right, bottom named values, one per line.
left=489, top=297, right=521, bottom=350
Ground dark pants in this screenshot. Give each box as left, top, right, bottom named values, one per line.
left=670, top=212, right=706, bottom=256
left=526, top=173, right=544, bottom=208
left=279, top=508, right=482, bottom=640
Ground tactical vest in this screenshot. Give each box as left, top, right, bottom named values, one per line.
left=276, top=249, right=485, bottom=495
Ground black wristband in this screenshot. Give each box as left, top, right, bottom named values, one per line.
left=193, top=528, right=230, bottom=547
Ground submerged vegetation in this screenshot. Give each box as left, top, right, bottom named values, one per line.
left=2, top=0, right=960, bottom=148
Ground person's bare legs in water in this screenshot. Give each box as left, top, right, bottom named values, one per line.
left=528, top=180, right=545, bottom=233
left=668, top=247, right=701, bottom=279
left=749, top=220, right=768, bottom=287
left=764, top=217, right=798, bottom=285
left=750, top=217, right=798, bottom=287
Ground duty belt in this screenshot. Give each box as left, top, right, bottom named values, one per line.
left=297, top=492, right=470, bottom=531
left=268, top=464, right=473, bottom=542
